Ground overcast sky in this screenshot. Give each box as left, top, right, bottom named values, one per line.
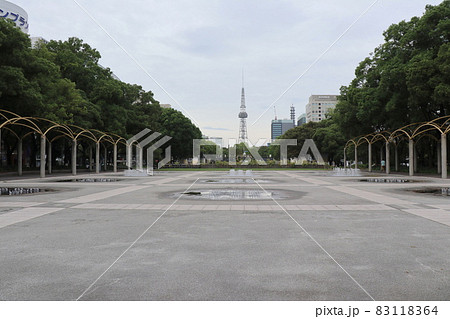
left=13, top=0, right=443, bottom=143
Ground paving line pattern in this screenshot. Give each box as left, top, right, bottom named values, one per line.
left=75, top=178, right=201, bottom=301
left=1, top=171, right=449, bottom=229
left=278, top=171, right=332, bottom=185
left=327, top=185, right=414, bottom=206
left=143, top=172, right=205, bottom=185
left=326, top=185, right=450, bottom=227
left=57, top=185, right=150, bottom=204
left=252, top=177, right=376, bottom=301
left=402, top=209, right=450, bottom=227
left=0, top=173, right=203, bottom=228
left=70, top=203, right=396, bottom=211
left=0, top=201, right=45, bottom=208
left=0, top=207, right=64, bottom=229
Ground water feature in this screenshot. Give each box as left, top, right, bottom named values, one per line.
left=408, top=187, right=450, bottom=196
left=202, top=178, right=270, bottom=184
left=360, top=178, right=413, bottom=183
left=331, top=167, right=362, bottom=176
left=57, top=178, right=120, bottom=183
left=176, top=189, right=290, bottom=200
left=229, top=169, right=254, bottom=177
left=0, top=187, right=43, bottom=196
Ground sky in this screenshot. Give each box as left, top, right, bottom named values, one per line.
left=10, top=0, right=444, bottom=144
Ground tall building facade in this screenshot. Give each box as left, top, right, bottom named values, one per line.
left=305, top=95, right=338, bottom=123
left=0, top=0, right=28, bottom=33
left=297, top=113, right=306, bottom=126
left=271, top=119, right=295, bottom=140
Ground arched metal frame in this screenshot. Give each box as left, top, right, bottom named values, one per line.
left=345, top=115, right=450, bottom=178
left=0, top=109, right=126, bottom=177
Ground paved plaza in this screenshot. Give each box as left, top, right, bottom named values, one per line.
left=0, top=169, right=449, bottom=300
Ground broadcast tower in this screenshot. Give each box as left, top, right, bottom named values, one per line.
left=238, top=77, right=248, bottom=144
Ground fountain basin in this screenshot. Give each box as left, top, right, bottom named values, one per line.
left=201, top=179, right=270, bottom=184
left=331, top=168, right=362, bottom=176
left=0, top=187, right=47, bottom=196
left=229, top=169, right=254, bottom=176
left=172, top=188, right=294, bottom=200
left=57, top=178, right=120, bottom=183
left=407, top=187, right=450, bottom=196
left=359, top=178, right=418, bottom=183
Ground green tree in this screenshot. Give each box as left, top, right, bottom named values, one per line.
left=159, top=108, right=202, bottom=160
left=45, top=37, right=162, bottom=136
left=334, top=0, right=450, bottom=138
left=46, top=37, right=110, bottom=98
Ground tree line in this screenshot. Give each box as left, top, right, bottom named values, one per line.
left=277, top=0, right=450, bottom=169
left=0, top=19, right=201, bottom=169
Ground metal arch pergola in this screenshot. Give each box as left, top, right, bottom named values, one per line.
left=0, top=109, right=127, bottom=178
left=344, top=115, right=450, bottom=178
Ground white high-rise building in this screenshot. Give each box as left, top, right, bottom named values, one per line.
left=305, top=95, right=338, bottom=123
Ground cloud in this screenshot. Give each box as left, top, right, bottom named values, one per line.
left=203, top=126, right=233, bottom=131
left=17, top=0, right=444, bottom=142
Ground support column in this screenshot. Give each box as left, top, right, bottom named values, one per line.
left=409, top=139, right=414, bottom=176
left=71, top=139, right=77, bottom=176
left=89, top=145, right=93, bottom=172
left=113, top=144, right=117, bottom=173
left=354, top=144, right=358, bottom=169
left=40, top=135, right=46, bottom=178
left=137, top=146, right=143, bottom=171
left=343, top=148, right=347, bottom=168
left=96, top=142, right=100, bottom=174
left=381, top=146, right=384, bottom=162
left=126, top=144, right=132, bottom=169
left=368, top=143, right=372, bottom=172
left=441, top=134, right=447, bottom=179
left=48, top=141, right=52, bottom=174
left=395, top=144, right=399, bottom=172
left=104, top=145, right=107, bottom=172
left=385, top=142, right=390, bottom=175
left=414, top=144, right=418, bottom=173
left=18, top=138, right=23, bottom=176
left=0, top=128, right=2, bottom=169
left=438, top=141, right=442, bottom=175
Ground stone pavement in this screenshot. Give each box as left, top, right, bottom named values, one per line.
left=0, top=170, right=449, bottom=300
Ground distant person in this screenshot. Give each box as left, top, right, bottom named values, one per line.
left=381, top=159, right=386, bottom=172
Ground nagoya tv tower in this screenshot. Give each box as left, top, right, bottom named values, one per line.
left=238, top=72, right=248, bottom=144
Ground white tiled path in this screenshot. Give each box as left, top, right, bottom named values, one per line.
left=70, top=203, right=396, bottom=211
left=58, top=185, right=149, bottom=204
left=0, top=207, right=64, bottom=229
left=1, top=171, right=450, bottom=228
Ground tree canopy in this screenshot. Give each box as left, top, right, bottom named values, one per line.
left=276, top=121, right=345, bottom=163
left=333, top=0, right=450, bottom=138
left=0, top=19, right=201, bottom=161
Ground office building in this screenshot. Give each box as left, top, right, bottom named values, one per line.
left=297, top=113, right=306, bottom=126
left=305, top=95, right=338, bottom=123
left=271, top=119, right=295, bottom=140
